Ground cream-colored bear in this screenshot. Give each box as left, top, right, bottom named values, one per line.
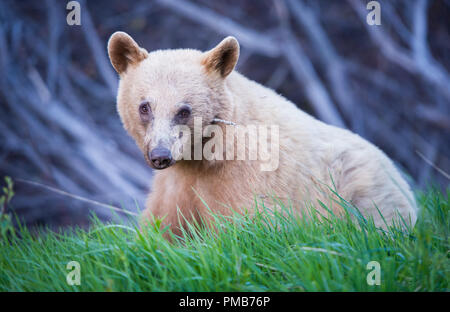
left=108, top=32, right=417, bottom=235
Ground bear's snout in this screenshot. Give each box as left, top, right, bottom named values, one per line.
left=148, top=147, right=174, bottom=170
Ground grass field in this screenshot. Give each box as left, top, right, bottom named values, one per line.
left=0, top=188, right=448, bottom=292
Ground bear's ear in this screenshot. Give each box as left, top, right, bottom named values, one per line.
left=107, top=31, right=148, bottom=75
left=202, top=36, right=240, bottom=78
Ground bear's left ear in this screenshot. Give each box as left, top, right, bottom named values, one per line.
left=107, top=31, right=148, bottom=75
left=202, top=36, right=240, bottom=78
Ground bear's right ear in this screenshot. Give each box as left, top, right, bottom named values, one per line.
left=202, top=36, right=240, bottom=78
left=107, top=31, right=148, bottom=75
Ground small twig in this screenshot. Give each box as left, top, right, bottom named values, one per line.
left=416, top=150, right=450, bottom=180
left=212, top=118, right=236, bottom=126
left=15, top=178, right=139, bottom=216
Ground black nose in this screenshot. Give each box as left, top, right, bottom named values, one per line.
left=149, top=147, right=173, bottom=169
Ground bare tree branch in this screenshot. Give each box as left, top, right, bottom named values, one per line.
left=348, top=0, right=450, bottom=101
left=156, top=0, right=281, bottom=57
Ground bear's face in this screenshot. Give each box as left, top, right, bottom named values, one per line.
left=108, top=32, right=239, bottom=170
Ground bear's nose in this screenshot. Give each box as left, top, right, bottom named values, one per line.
left=149, top=147, right=173, bottom=169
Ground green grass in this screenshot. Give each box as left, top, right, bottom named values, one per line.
left=0, top=188, right=448, bottom=292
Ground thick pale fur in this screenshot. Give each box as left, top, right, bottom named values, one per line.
left=108, top=32, right=417, bottom=235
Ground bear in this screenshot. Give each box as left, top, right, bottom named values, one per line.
left=107, top=31, right=418, bottom=235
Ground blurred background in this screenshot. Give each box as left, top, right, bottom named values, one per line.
left=0, top=0, right=448, bottom=229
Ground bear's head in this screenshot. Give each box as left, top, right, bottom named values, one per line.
left=107, top=32, right=239, bottom=170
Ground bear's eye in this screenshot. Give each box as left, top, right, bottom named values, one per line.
left=177, top=108, right=191, bottom=119
left=139, top=101, right=152, bottom=122
left=139, top=102, right=149, bottom=114
left=174, top=105, right=192, bottom=123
